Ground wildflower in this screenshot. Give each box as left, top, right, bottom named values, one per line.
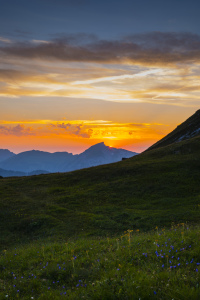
left=196, top=269, right=198, bottom=272
left=154, top=291, right=157, bottom=295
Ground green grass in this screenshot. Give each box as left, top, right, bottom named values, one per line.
left=1, top=135, right=200, bottom=249
left=1, top=136, right=200, bottom=298
left=1, top=225, right=200, bottom=299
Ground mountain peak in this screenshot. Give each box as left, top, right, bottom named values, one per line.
left=90, top=142, right=106, bottom=147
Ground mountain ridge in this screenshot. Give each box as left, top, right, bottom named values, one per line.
left=0, top=149, right=16, bottom=163
left=0, top=143, right=137, bottom=176
left=146, top=109, right=200, bottom=151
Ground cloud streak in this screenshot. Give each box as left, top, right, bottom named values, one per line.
left=1, top=32, right=200, bottom=66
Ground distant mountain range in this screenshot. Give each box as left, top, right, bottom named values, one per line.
left=147, top=109, right=200, bottom=151
left=0, top=149, right=15, bottom=163
left=0, top=143, right=137, bottom=177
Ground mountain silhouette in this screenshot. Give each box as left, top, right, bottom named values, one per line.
left=0, top=143, right=137, bottom=175
left=0, top=149, right=15, bottom=163
left=62, top=142, right=136, bottom=172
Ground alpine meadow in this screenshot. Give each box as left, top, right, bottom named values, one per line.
left=1, top=0, right=200, bottom=299
left=1, top=110, right=200, bottom=299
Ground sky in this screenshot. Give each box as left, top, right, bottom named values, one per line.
left=1, top=0, right=200, bottom=154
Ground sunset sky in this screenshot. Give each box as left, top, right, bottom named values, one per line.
left=1, top=0, right=200, bottom=154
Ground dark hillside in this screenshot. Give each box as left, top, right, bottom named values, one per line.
left=147, top=109, right=200, bottom=151
left=1, top=135, right=200, bottom=249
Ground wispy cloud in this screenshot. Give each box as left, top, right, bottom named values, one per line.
left=72, top=69, right=162, bottom=85
left=0, top=37, right=12, bottom=44
left=0, top=32, right=200, bottom=107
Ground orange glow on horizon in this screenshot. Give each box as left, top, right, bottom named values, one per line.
left=0, top=118, right=173, bottom=154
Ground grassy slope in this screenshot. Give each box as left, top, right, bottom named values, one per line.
left=1, top=136, right=200, bottom=249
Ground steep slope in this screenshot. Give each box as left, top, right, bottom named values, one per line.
left=147, top=109, right=200, bottom=151
left=0, top=149, right=15, bottom=163
left=62, top=142, right=137, bottom=172
left=0, top=150, right=73, bottom=173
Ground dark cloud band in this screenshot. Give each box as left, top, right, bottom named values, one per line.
left=1, top=32, right=200, bottom=66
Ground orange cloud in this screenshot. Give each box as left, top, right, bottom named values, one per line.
left=0, top=124, right=35, bottom=136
